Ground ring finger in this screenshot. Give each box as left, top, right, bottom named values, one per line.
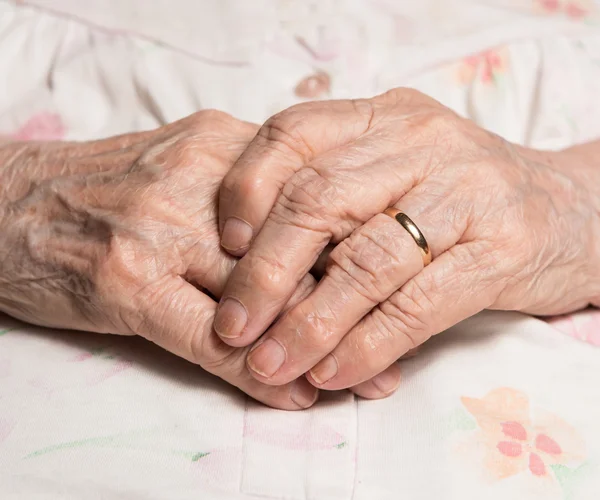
left=244, top=187, right=467, bottom=385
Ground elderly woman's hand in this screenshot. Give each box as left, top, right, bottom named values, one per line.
left=215, top=88, right=600, bottom=392
left=0, top=111, right=322, bottom=409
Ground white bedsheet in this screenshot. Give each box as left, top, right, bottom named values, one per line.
left=1, top=1, right=600, bottom=498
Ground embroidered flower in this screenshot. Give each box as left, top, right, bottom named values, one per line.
left=461, top=388, right=585, bottom=480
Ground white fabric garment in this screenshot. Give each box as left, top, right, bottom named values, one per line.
left=1, top=1, right=599, bottom=498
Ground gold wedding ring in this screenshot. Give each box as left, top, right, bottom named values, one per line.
left=383, top=208, right=432, bottom=266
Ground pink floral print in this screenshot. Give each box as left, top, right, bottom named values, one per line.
left=546, top=309, right=600, bottom=346
left=462, top=388, right=585, bottom=481
left=535, top=0, right=595, bottom=19
left=457, top=48, right=509, bottom=85
left=11, top=112, right=66, bottom=141
left=68, top=346, right=132, bottom=385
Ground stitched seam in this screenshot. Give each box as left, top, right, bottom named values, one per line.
left=238, top=396, right=249, bottom=494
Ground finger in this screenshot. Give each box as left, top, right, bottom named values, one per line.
left=307, top=242, right=502, bottom=390
left=185, top=242, right=237, bottom=300
left=213, top=145, right=420, bottom=346
left=218, top=87, right=446, bottom=255
left=243, top=189, right=464, bottom=385
left=348, top=362, right=401, bottom=400
left=218, top=99, right=375, bottom=255
left=178, top=110, right=259, bottom=163
left=126, top=276, right=318, bottom=410
left=347, top=344, right=418, bottom=400
left=214, top=92, right=456, bottom=347
left=278, top=273, right=317, bottom=319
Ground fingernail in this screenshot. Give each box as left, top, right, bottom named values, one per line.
left=214, top=298, right=248, bottom=339
left=221, top=217, right=253, bottom=252
left=309, top=354, right=338, bottom=385
left=247, top=338, right=286, bottom=378
left=291, top=378, right=319, bottom=409
left=371, top=369, right=401, bottom=395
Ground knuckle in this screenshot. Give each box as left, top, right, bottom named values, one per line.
left=194, top=335, right=245, bottom=376
left=270, top=196, right=332, bottom=238
left=328, top=227, right=404, bottom=303
left=289, top=302, right=340, bottom=351
left=355, top=319, right=396, bottom=373
left=246, top=252, right=290, bottom=298
left=232, top=172, right=271, bottom=201
left=379, top=285, right=433, bottom=348
left=187, top=109, right=234, bottom=129
left=280, top=168, right=338, bottom=215
left=422, top=109, right=461, bottom=137
left=376, top=87, right=424, bottom=105
left=326, top=256, right=380, bottom=306
left=447, top=242, right=489, bottom=272
left=376, top=87, right=442, bottom=113
left=258, top=109, right=314, bottom=161
left=221, top=169, right=267, bottom=207
left=173, top=136, right=204, bottom=167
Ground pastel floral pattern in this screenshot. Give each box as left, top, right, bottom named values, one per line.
left=546, top=309, right=600, bottom=346
left=191, top=447, right=241, bottom=490
left=461, top=388, right=585, bottom=481
left=535, top=0, right=595, bottom=19
left=457, top=48, right=509, bottom=85
left=69, top=346, right=132, bottom=385
left=11, top=112, right=66, bottom=141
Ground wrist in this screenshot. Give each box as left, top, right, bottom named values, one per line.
left=553, top=144, right=600, bottom=307
left=517, top=144, right=600, bottom=308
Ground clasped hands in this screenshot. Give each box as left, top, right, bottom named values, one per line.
left=2, top=88, right=598, bottom=410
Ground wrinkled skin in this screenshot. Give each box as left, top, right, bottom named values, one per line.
left=0, top=111, right=329, bottom=410
left=0, top=110, right=401, bottom=409
left=215, top=88, right=600, bottom=391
